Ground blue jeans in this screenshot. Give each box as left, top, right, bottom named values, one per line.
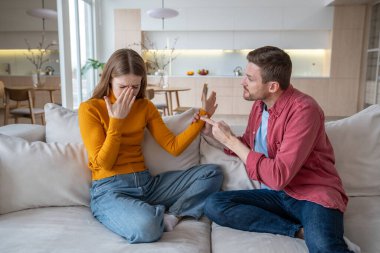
left=90, top=164, right=223, bottom=243
left=204, top=190, right=353, bottom=253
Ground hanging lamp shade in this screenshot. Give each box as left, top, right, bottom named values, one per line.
left=26, top=8, right=57, bottom=19
left=147, top=0, right=178, bottom=19
left=147, top=8, right=178, bottom=19
left=26, top=0, right=57, bottom=20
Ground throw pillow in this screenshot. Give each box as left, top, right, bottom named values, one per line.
left=200, top=135, right=260, bottom=191
left=44, top=103, right=201, bottom=176
left=0, top=134, right=91, bottom=215
left=143, top=108, right=201, bottom=175
left=44, top=103, right=82, bottom=143
left=0, top=123, right=45, bottom=142
left=325, top=104, right=380, bottom=197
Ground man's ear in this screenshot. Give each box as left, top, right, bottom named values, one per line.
left=268, top=81, right=280, bottom=94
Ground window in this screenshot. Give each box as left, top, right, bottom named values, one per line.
left=57, top=0, right=96, bottom=109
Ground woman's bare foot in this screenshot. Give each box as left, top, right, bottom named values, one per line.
left=163, top=214, right=180, bottom=232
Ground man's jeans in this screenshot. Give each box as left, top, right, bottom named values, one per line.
left=204, top=189, right=353, bottom=253
left=90, top=164, right=223, bottom=243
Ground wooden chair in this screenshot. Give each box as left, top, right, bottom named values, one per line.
left=4, top=87, right=45, bottom=125
left=146, top=88, right=169, bottom=116
left=0, top=81, right=4, bottom=109
left=145, top=88, right=155, bottom=100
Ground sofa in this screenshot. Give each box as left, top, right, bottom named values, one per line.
left=0, top=103, right=379, bottom=253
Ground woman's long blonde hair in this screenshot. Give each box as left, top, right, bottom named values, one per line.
left=91, top=49, right=147, bottom=99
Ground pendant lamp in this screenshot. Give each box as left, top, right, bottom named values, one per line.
left=147, top=0, right=178, bottom=30
left=26, top=0, right=57, bottom=20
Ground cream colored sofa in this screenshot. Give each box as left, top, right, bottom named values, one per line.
left=1, top=103, right=379, bottom=253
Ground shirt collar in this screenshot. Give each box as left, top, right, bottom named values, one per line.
left=259, top=84, right=295, bottom=117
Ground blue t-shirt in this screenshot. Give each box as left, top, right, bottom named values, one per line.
left=254, top=105, right=271, bottom=190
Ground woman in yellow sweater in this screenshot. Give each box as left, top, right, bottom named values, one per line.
left=78, top=48, right=223, bottom=243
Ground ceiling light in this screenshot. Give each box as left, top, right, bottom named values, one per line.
left=147, top=0, right=178, bottom=29
left=26, top=0, right=57, bottom=20
left=26, top=8, right=57, bottom=19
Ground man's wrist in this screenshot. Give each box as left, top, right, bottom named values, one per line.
left=224, top=134, right=239, bottom=150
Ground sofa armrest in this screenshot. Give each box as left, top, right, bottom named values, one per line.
left=0, top=124, right=45, bottom=142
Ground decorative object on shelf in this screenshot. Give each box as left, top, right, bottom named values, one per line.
left=25, top=0, right=57, bottom=88
left=147, top=0, right=179, bottom=30
left=80, top=59, right=105, bottom=76
left=186, top=70, right=194, bottom=76
left=198, top=69, right=209, bottom=76
left=233, top=66, right=243, bottom=76
left=45, top=66, right=55, bottom=75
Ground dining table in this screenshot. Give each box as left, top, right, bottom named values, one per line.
left=148, top=85, right=191, bottom=115
left=5, top=85, right=60, bottom=104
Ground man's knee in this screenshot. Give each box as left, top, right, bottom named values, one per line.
left=204, top=192, right=228, bottom=224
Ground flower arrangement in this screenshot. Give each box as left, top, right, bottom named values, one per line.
left=24, top=32, right=56, bottom=86
left=25, top=33, right=56, bottom=73
left=131, top=36, right=179, bottom=75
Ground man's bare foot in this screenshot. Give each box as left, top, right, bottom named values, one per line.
left=295, top=227, right=304, bottom=240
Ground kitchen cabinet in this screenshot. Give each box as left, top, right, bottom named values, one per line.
left=141, top=7, right=333, bottom=32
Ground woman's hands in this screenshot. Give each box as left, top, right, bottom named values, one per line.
left=202, top=91, right=218, bottom=118
left=104, top=87, right=136, bottom=119
left=193, top=91, right=218, bottom=136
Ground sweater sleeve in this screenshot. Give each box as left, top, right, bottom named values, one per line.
left=147, top=104, right=206, bottom=156
left=78, top=102, right=125, bottom=171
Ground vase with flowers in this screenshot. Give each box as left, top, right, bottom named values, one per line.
left=131, top=37, right=179, bottom=88
left=25, top=33, right=56, bottom=88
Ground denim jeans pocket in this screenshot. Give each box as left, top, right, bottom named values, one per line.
left=92, top=176, right=117, bottom=193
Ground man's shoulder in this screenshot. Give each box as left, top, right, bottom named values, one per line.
left=291, top=89, right=324, bottom=117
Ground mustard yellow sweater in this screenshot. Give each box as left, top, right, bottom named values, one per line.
left=78, top=93, right=206, bottom=180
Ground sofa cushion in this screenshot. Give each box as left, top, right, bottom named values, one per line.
left=0, top=134, right=91, bottom=215
left=325, top=104, right=380, bottom=197
left=0, top=124, right=45, bottom=142
left=200, top=135, right=260, bottom=190
left=143, top=108, right=201, bottom=175
left=344, top=196, right=380, bottom=253
left=211, top=222, right=360, bottom=253
left=44, top=103, right=81, bottom=143
left=44, top=103, right=201, bottom=176
left=0, top=206, right=211, bottom=253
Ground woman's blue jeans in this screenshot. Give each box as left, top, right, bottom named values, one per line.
left=204, top=189, right=354, bottom=253
left=90, top=164, right=223, bottom=243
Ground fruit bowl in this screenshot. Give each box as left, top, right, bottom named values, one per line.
left=198, top=69, right=209, bottom=75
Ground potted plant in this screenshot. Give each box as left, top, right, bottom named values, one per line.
left=81, top=59, right=105, bottom=76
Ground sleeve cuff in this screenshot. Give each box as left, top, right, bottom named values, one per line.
left=246, top=151, right=265, bottom=180
left=108, top=117, right=125, bottom=135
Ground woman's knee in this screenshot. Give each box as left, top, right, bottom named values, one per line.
left=127, top=216, right=163, bottom=243
left=202, top=164, right=224, bottom=184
